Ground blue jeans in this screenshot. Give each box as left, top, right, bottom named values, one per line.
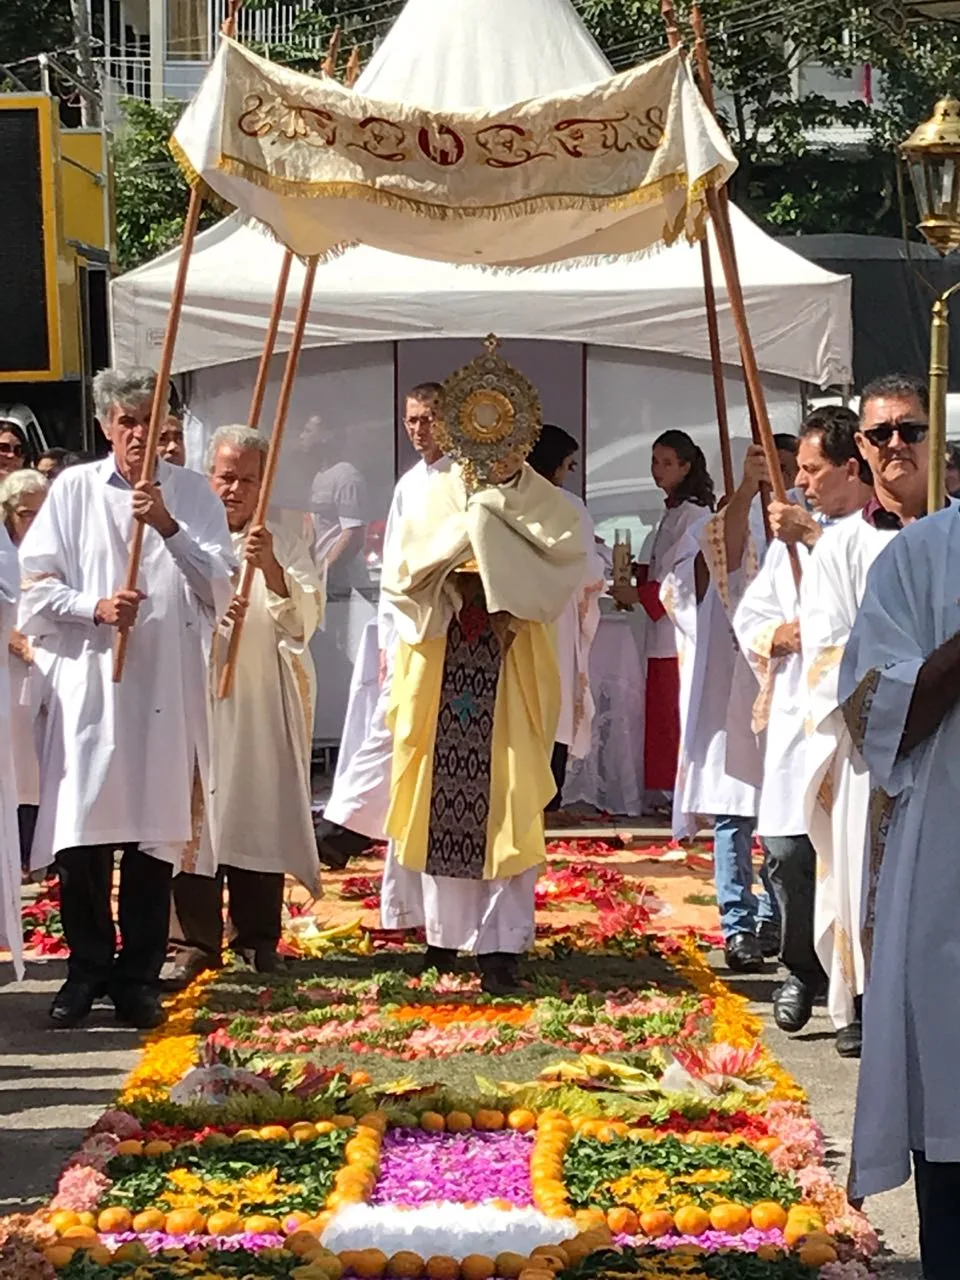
left=713, top=815, right=780, bottom=941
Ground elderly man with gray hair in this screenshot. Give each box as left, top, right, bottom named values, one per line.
left=167, top=425, right=323, bottom=986
left=17, top=368, right=235, bottom=1030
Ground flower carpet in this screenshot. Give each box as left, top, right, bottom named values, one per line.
left=4, top=840, right=877, bottom=1280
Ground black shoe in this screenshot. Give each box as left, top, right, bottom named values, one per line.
left=756, top=920, right=781, bottom=959
left=314, top=818, right=373, bottom=870
left=49, top=980, right=97, bottom=1029
left=253, top=944, right=278, bottom=974
left=157, top=947, right=220, bottom=993
left=835, top=1019, right=862, bottom=1059
left=417, top=946, right=458, bottom=975
left=112, top=986, right=166, bottom=1030
left=724, top=932, right=765, bottom=973
left=773, top=974, right=816, bottom=1033
left=479, top=952, right=522, bottom=997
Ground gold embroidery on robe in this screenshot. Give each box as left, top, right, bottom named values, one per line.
left=841, top=666, right=881, bottom=752
left=806, top=644, right=844, bottom=692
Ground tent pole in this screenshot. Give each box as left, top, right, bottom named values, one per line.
left=217, top=257, right=319, bottom=700
left=247, top=249, right=294, bottom=430
left=113, top=187, right=203, bottom=682
left=661, top=0, right=734, bottom=501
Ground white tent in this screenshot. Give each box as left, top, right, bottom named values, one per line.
left=112, top=207, right=850, bottom=388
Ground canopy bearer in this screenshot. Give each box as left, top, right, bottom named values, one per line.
left=18, top=369, right=235, bottom=1030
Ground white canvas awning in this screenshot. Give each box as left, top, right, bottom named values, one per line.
left=112, top=204, right=852, bottom=387
left=171, top=0, right=736, bottom=265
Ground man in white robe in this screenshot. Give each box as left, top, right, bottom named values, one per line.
left=797, top=374, right=931, bottom=1058
left=17, top=368, right=234, bottom=1029
left=665, top=445, right=778, bottom=973
left=735, top=406, right=872, bottom=1033
left=169, top=427, right=323, bottom=983
left=316, top=382, right=451, bottom=868
left=0, top=521, right=23, bottom=979
left=840, top=501, right=960, bottom=1278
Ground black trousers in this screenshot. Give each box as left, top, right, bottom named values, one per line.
left=56, top=844, right=173, bottom=990
left=914, top=1152, right=960, bottom=1278
left=761, top=834, right=827, bottom=987
left=173, top=867, right=285, bottom=959
left=18, top=804, right=38, bottom=872
left=545, top=743, right=569, bottom=813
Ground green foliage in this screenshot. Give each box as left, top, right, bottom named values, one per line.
left=0, top=0, right=71, bottom=89
left=112, top=97, right=219, bottom=272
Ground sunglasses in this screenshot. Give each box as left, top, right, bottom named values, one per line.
left=861, top=421, right=929, bottom=448
left=0, top=441, right=23, bottom=457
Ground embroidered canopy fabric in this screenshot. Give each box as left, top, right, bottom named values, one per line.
left=172, top=37, right=736, bottom=266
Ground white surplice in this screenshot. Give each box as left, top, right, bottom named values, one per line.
left=664, top=501, right=766, bottom=840
left=202, top=520, right=323, bottom=892
left=840, top=505, right=960, bottom=1196
left=325, top=456, right=452, bottom=839
left=800, top=510, right=896, bottom=1030
left=643, top=499, right=711, bottom=661
left=0, top=524, right=23, bottom=977
left=554, top=490, right=605, bottom=758
left=17, top=458, right=235, bottom=870
left=734, top=538, right=812, bottom=837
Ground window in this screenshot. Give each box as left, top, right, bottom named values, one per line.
left=167, top=0, right=207, bottom=61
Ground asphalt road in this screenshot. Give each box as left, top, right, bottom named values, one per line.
left=0, top=954, right=922, bottom=1276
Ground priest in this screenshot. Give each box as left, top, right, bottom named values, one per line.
left=840, top=500, right=960, bottom=1278
left=0, top=520, right=23, bottom=979
left=379, top=340, right=586, bottom=994
left=798, top=374, right=929, bottom=1058
left=170, top=426, right=323, bottom=981
left=18, top=368, right=235, bottom=1029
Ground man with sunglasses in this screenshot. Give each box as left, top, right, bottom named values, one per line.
left=795, top=374, right=930, bottom=1059
left=838, top=417, right=960, bottom=1280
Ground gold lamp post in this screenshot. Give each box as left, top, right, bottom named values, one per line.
left=901, top=96, right=960, bottom=512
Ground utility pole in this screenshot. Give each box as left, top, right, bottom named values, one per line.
left=70, top=0, right=101, bottom=126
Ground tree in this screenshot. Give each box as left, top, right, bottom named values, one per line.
left=0, top=0, right=72, bottom=86
left=112, top=98, right=219, bottom=271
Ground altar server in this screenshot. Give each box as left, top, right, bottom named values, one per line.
left=18, top=368, right=234, bottom=1029
left=841, top=501, right=960, bottom=1279
left=799, top=374, right=930, bottom=1058
left=316, top=383, right=451, bottom=866
left=734, top=407, right=871, bottom=1032
left=169, top=426, right=324, bottom=981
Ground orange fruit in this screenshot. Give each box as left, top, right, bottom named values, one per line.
left=639, top=1210, right=674, bottom=1238
left=233, top=1128, right=261, bottom=1142
left=461, top=1255, right=496, bottom=1280
left=574, top=1210, right=608, bottom=1231
left=114, top=1139, right=144, bottom=1157
left=755, top=1136, right=781, bottom=1154
left=244, top=1215, right=281, bottom=1233
left=333, top=1115, right=358, bottom=1130
left=286, top=1230, right=323, bottom=1256
left=143, top=1139, right=173, bottom=1157
left=388, top=1250, right=426, bottom=1278
left=165, top=1209, right=206, bottom=1235
left=44, top=1245, right=76, bottom=1268
left=354, top=1248, right=389, bottom=1279
left=709, top=1203, right=750, bottom=1234
left=494, top=1253, right=526, bottom=1278
left=97, top=1206, right=133, bottom=1233
left=61, top=1226, right=98, bottom=1243
left=207, top=1211, right=244, bottom=1236
left=420, top=1111, right=446, bottom=1133
left=446, top=1111, right=474, bottom=1133
left=340, top=1251, right=364, bottom=1273
left=259, top=1125, right=290, bottom=1141
left=474, top=1110, right=505, bottom=1132
left=86, top=1245, right=114, bottom=1264
left=506, top=1109, right=536, bottom=1133
left=528, top=1247, right=568, bottom=1270
left=606, top=1207, right=638, bottom=1235
left=350, top=1070, right=372, bottom=1086
left=518, top=1270, right=555, bottom=1280
left=357, top=1111, right=389, bottom=1132
left=290, top=1122, right=320, bottom=1143
left=426, top=1256, right=460, bottom=1280
left=315, top=1121, right=338, bottom=1135
left=673, top=1206, right=710, bottom=1237
left=132, top=1209, right=167, bottom=1232
left=48, top=1211, right=80, bottom=1234
left=751, top=1202, right=788, bottom=1232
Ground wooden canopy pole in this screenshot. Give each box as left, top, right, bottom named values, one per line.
left=661, top=0, right=734, bottom=500
left=112, top=188, right=203, bottom=682
left=217, top=257, right=319, bottom=699
left=247, top=249, right=294, bottom=430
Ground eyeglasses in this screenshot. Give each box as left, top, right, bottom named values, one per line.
left=861, top=421, right=929, bottom=448
left=0, top=441, right=24, bottom=457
